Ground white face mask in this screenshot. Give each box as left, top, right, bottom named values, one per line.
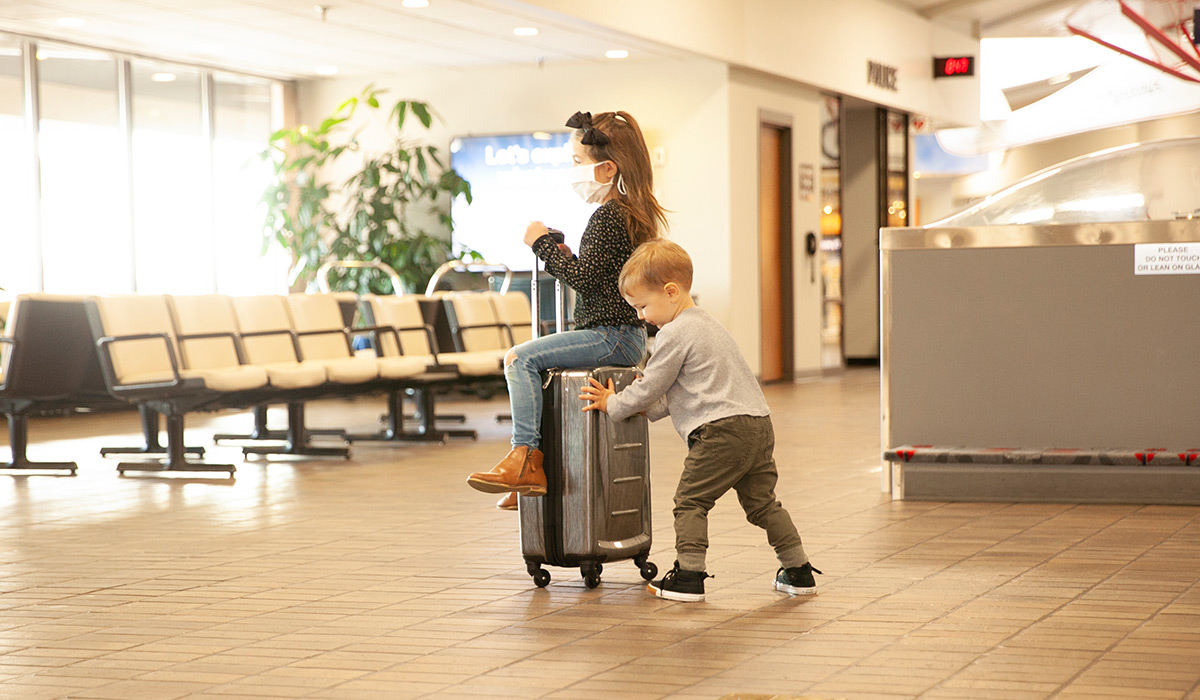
left=568, top=160, right=615, bottom=203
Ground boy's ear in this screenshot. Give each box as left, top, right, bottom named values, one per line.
left=664, top=282, right=680, bottom=299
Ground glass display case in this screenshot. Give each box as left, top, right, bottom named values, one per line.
left=927, top=136, right=1200, bottom=227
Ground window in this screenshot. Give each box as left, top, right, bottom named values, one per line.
left=0, top=37, right=35, bottom=293
left=3, top=32, right=281, bottom=296
left=213, top=74, right=286, bottom=294
left=130, top=59, right=211, bottom=293
left=37, top=44, right=129, bottom=294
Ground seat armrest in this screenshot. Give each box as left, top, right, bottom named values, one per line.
left=357, top=324, right=401, bottom=356
left=293, top=327, right=354, bottom=359
left=239, top=328, right=302, bottom=358
left=95, top=332, right=184, bottom=392
left=454, top=321, right=516, bottom=348
left=355, top=323, right=441, bottom=362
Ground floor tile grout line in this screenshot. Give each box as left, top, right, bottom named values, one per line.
left=533, top=499, right=1075, bottom=698
left=1041, top=506, right=1200, bottom=700
left=911, top=502, right=1200, bottom=700
left=694, top=500, right=1091, bottom=697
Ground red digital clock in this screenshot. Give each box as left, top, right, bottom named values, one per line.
left=933, top=56, right=975, bottom=78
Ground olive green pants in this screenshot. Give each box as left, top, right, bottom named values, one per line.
left=674, top=414, right=808, bottom=573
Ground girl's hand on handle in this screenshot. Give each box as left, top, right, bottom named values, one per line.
left=524, top=221, right=549, bottom=247
left=557, top=243, right=573, bottom=256
left=579, top=377, right=616, bottom=413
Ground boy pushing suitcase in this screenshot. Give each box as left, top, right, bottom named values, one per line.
left=580, top=239, right=821, bottom=602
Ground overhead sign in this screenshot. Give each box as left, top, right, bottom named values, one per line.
left=1134, top=243, right=1200, bottom=275
left=867, top=60, right=898, bottom=92
left=934, top=56, right=975, bottom=78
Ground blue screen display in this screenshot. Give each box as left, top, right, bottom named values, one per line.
left=450, top=131, right=597, bottom=271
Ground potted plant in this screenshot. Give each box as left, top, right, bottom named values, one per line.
left=260, top=85, right=474, bottom=294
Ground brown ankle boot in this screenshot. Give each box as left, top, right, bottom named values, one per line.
left=495, top=491, right=519, bottom=510
left=467, top=446, right=547, bottom=496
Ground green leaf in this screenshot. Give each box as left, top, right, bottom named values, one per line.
left=392, top=101, right=408, bottom=130
left=411, top=102, right=432, bottom=129
left=319, top=116, right=347, bottom=133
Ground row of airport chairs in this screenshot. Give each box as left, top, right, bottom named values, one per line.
left=0, top=290, right=535, bottom=475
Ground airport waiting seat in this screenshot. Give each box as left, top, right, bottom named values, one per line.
left=167, top=294, right=343, bottom=460
left=0, top=294, right=100, bottom=473
left=485, top=291, right=534, bottom=346
left=440, top=291, right=512, bottom=373
left=284, top=293, right=381, bottom=383
left=226, top=294, right=359, bottom=459
left=85, top=294, right=271, bottom=474
left=357, top=293, right=479, bottom=442
left=288, top=292, right=470, bottom=443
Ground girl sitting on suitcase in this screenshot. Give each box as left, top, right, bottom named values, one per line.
left=579, top=240, right=821, bottom=602
left=466, top=110, right=667, bottom=508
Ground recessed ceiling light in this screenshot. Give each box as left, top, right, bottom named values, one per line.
left=532, top=131, right=552, bottom=140
left=513, top=27, right=538, bottom=36
left=315, top=65, right=339, bottom=76
left=56, top=17, right=85, bottom=28
left=402, top=0, right=429, bottom=7
left=151, top=72, right=176, bottom=82
left=605, top=49, right=629, bottom=59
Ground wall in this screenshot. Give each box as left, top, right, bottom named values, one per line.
left=727, top=67, right=823, bottom=374
left=301, top=54, right=835, bottom=375
left=516, top=0, right=980, bottom=126
left=298, top=57, right=736, bottom=332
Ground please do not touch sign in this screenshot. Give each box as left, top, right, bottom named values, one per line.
left=1134, top=243, right=1200, bottom=275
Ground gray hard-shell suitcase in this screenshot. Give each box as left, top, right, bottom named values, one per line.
left=518, top=232, right=658, bottom=588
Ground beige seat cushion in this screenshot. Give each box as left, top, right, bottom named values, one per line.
left=376, top=355, right=431, bottom=380
left=443, top=350, right=504, bottom=376
left=180, top=366, right=269, bottom=392
left=259, top=361, right=328, bottom=389
left=313, top=356, right=378, bottom=384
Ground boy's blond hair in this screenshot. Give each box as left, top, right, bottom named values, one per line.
left=619, top=239, right=693, bottom=295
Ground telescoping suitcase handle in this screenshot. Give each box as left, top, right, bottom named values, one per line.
left=530, top=229, right=566, bottom=340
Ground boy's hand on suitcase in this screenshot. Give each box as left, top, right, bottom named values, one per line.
left=580, top=378, right=616, bottom=413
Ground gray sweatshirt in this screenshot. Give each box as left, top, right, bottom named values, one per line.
left=606, top=307, right=770, bottom=440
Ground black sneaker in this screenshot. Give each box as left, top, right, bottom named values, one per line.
left=647, top=561, right=711, bottom=602
left=774, top=562, right=822, bottom=596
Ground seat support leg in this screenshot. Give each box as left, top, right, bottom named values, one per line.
left=214, top=404, right=348, bottom=444
left=101, top=405, right=205, bottom=457
left=117, top=413, right=234, bottom=475
left=349, top=388, right=476, bottom=444
left=2, top=414, right=77, bottom=474
left=242, top=403, right=350, bottom=459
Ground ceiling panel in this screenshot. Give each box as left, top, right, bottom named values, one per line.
left=0, top=0, right=1094, bottom=80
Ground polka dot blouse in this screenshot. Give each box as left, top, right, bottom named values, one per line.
left=531, top=200, right=642, bottom=330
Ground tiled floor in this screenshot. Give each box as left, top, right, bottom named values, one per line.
left=2, top=369, right=1200, bottom=699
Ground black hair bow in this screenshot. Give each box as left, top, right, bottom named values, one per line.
left=565, top=111, right=610, bottom=146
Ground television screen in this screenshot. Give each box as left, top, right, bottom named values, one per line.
left=450, top=131, right=597, bottom=271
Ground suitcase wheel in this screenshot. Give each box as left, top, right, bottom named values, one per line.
left=635, top=555, right=658, bottom=581
left=580, top=563, right=601, bottom=589
left=526, top=562, right=551, bottom=588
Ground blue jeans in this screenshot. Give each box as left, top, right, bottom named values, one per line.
left=505, top=324, right=646, bottom=449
